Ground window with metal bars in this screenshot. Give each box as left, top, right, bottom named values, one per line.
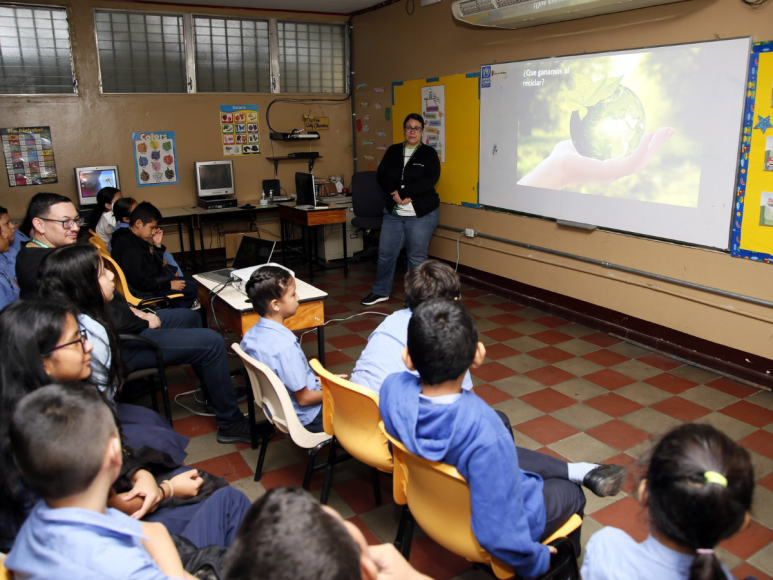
left=194, top=16, right=271, bottom=93
left=94, top=10, right=186, bottom=94
left=0, top=4, right=75, bottom=95
left=277, top=21, right=346, bottom=94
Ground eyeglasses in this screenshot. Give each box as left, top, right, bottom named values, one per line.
left=37, top=216, right=85, bottom=230
left=404, top=126, right=423, bottom=133
left=45, top=328, right=89, bottom=356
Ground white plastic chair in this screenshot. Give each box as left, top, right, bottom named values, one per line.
left=232, top=343, right=332, bottom=488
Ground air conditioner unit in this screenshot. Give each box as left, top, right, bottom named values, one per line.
left=452, top=0, right=691, bottom=29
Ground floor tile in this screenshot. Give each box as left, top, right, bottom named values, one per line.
left=592, top=495, right=650, bottom=542
left=530, top=329, right=573, bottom=345
left=615, top=382, right=673, bottom=406
left=503, top=336, right=549, bottom=353
left=470, top=305, right=507, bottom=319
left=524, top=365, right=576, bottom=387
left=553, top=356, right=605, bottom=377
left=720, top=400, right=773, bottom=428
left=679, top=384, right=739, bottom=411
left=643, top=372, right=699, bottom=395
left=491, top=300, right=526, bottom=312
left=580, top=332, right=622, bottom=348
left=358, top=502, right=405, bottom=543
left=461, top=288, right=486, bottom=298
left=174, top=414, right=219, bottom=438
left=492, top=374, right=547, bottom=398
left=343, top=318, right=380, bottom=333
left=707, top=377, right=761, bottom=399
left=669, top=364, right=722, bottom=384
left=740, top=430, right=773, bottom=460
left=693, top=412, right=758, bottom=442
left=462, top=298, right=486, bottom=310
left=482, top=327, right=524, bottom=342
left=488, top=312, right=526, bottom=326
left=317, top=349, right=354, bottom=368
left=528, top=346, right=576, bottom=365
left=472, top=384, right=514, bottom=406
left=229, top=475, right=266, bottom=503
left=552, top=378, right=609, bottom=402
left=188, top=450, right=254, bottom=482
left=583, top=369, right=636, bottom=391
left=582, top=349, right=631, bottom=368
left=733, top=562, right=773, bottom=580
left=622, top=407, right=682, bottom=436
left=184, top=433, right=236, bottom=465
left=609, top=359, right=664, bottom=382
left=498, top=353, right=547, bottom=373
left=514, top=415, right=579, bottom=446
left=519, top=388, right=578, bottom=413
left=748, top=539, right=773, bottom=577
left=408, top=535, right=475, bottom=580
left=584, top=392, right=644, bottom=418
left=470, top=361, right=518, bottom=382
left=650, top=396, right=712, bottom=422
left=638, top=352, right=683, bottom=371
left=759, top=472, right=773, bottom=493
left=535, top=446, right=568, bottom=462
left=511, top=321, right=549, bottom=336
left=483, top=343, right=521, bottom=360
left=550, top=403, right=613, bottom=431
left=548, top=432, right=618, bottom=463
left=720, top=520, right=773, bottom=560
left=555, top=337, right=601, bottom=357
left=516, top=307, right=548, bottom=321
left=326, top=333, right=368, bottom=349
left=558, top=323, right=596, bottom=338
left=585, top=420, right=652, bottom=452
left=239, top=438, right=306, bottom=474
left=333, top=473, right=394, bottom=515
left=532, top=315, right=570, bottom=328
left=748, top=390, right=773, bottom=411
left=607, top=342, right=652, bottom=359
left=493, top=397, right=545, bottom=426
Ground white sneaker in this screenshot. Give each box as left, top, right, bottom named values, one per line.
left=190, top=298, right=201, bottom=310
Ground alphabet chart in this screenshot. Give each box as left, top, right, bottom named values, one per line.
left=1, top=126, right=58, bottom=187
left=132, top=131, right=179, bottom=187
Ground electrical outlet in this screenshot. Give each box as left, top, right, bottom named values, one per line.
left=464, top=228, right=477, bottom=238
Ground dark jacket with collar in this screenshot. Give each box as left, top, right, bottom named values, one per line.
left=111, top=227, right=170, bottom=294
left=377, top=142, right=441, bottom=218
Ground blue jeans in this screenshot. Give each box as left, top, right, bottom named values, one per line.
left=372, top=207, right=440, bottom=296
left=120, top=309, right=242, bottom=430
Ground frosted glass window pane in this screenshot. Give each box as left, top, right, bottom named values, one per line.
left=277, top=21, right=345, bottom=94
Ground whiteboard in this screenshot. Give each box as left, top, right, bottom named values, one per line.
left=479, top=37, right=751, bottom=249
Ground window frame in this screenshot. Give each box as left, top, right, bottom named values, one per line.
left=0, top=2, right=77, bottom=97
left=92, top=8, right=350, bottom=96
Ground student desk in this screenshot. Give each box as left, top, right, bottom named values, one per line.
left=278, top=202, right=349, bottom=283
left=193, top=274, right=330, bottom=365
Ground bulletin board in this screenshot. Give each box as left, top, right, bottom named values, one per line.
left=392, top=72, right=480, bottom=207
left=732, top=41, right=773, bottom=262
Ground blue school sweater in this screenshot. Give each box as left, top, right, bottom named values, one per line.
left=380, top=371, right=550, bottom=577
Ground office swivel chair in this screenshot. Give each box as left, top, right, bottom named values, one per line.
left=350, top=171, right=386, bottom=261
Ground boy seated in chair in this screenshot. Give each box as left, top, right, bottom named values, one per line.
left=111, top=201, right=198, bottom=309
left=5, top=383, right=197, bottom=579
left=379, top=299, right=627, bottom=578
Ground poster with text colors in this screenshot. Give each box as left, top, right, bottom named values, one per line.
left=421, top=85, right=446, bottom=162
left=392, top=72, right=480, bottom=207
left=221, top=105, right=260, bottom=156
left=132, top=131, right=179, bottom=187
left=1, top=126, right=57, bottom=187
left=733, top=42, right=773, bottom=262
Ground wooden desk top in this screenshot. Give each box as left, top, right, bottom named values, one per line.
left=278, top=203, right=347, bottom=226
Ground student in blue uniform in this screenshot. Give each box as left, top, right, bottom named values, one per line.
left=581, top=423, right=755, bottom=580
left=240, top=265, right=324, bottom=432
left=0, top=207, right=20, bottom=312
left=380, top=299, right=628, bottom=578
left=351, top=259, right=473, bottom=394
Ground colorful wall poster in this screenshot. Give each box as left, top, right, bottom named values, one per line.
left=1, top=126, right=57, bottom=187
left=132, top=131, right=179, bottom=187
left=732, top=41, right=773, bottom=262
left=421, top=85, right=446, bottom=162
left=220, top=105, right=260, bottom=156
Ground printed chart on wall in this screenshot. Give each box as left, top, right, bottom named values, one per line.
left=392, top=72, right=480, bottom=207
left=421, top=85, right=446, bottom=162
left=220, top=105, right=260, bottom=156
left=732, top=41, right=773, bottom=262
left=132, top=131, right=179, bottom=187
left=1, top=126, right=57, bottom=187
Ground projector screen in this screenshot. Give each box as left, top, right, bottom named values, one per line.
left=479, top=37, right=751, bottom=249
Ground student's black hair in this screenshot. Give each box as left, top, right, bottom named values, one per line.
left=19, top=192, right=73, bottom=238
left=0, top=300, right=73, bottom=548
left=245, top=265, right=293, bottom=317
left=645, top=423, right=755, bottom=580
left=403, top=113, right=425, bottom=129
left=88, top=187, right=122, bottom=231
left=113, top=197, right=137, bottom=223
left=405, top=259, right=461, bottom=310
left=0, top=206, right=7, bottom=215
left=223, top=486, right=361, bottom=580
left=38, top=244, right=125, bottom=390
left=10, top=382, right=117, bottom=500
left=129, top=201, right=162, bottom=227
left=407, top=299, right=477, bottom=385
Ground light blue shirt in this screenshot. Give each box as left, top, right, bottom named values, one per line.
left=78, top=314, right=116, bottom=399
left=581, top=528, right=734, bottom=580
left=240, top=317, right=321, bottom=426
left=5, top=500, right=176, bottom=580
left=0, top=230, right=26, bottom=312
left=350, top=308, right=474, bottom=394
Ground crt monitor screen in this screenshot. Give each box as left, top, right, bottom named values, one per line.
left=76, top=167, right=119, bottom=205
left=198, top=164, right=233, bottom=192
left=295, top=172, right=314, bottom=205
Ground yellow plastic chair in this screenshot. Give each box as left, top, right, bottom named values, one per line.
left=88, top=234, right=108, bottom=253
left=232, top=344, right=333, bottom=488
left=383, top=424, right=582, bottom=579
left=310, top=358, right=393, bottom=505
left=0, top=552, right=13, bottom=580
left=98, top=250, right=182, bottom=309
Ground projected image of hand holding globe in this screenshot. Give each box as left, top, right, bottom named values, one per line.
left=517, top=73, right=674, bottom=190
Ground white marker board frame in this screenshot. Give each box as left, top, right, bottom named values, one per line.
left=479, top=37, right=751, bottom=249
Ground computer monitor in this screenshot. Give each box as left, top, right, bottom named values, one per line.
left=75, top=166, right=120, bottom=206
left=295, top=172, right=314, bottom=205
left=195, top=160, right=235, bottom=198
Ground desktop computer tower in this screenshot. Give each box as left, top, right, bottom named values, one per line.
left=315, top=200, right=362, bottom=261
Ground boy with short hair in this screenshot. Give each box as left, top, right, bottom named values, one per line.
left=350, top=259, right=474, bottom=394
left=223, top=486, right=430, bottom=580
left=379, top=299, right=627, bottom=578
left=240, top=265, right=324, bottom=432
left=111, top=201, right=197, bottom=308
left=5, top=382, right=196, bottom=579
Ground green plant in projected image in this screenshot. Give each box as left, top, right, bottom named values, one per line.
left=516, top=52, right=700, bottom=208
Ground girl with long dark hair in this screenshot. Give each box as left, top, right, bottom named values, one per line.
left=89, top=186, right=122, bottom=242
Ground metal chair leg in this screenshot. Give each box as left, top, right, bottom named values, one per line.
left=401, top=514, right=415, bottom=560
left=254, top=421, right=273, bottom=482
left=303, top=438, right=332, bottom=491
left=394, top=505, right=410, bottom=551
left=371, top=467, right=382, bottom=506
left=319, top=436, right=338, bottom=504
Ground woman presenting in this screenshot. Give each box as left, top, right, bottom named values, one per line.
left=361, top=114, right=441, bottom=306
